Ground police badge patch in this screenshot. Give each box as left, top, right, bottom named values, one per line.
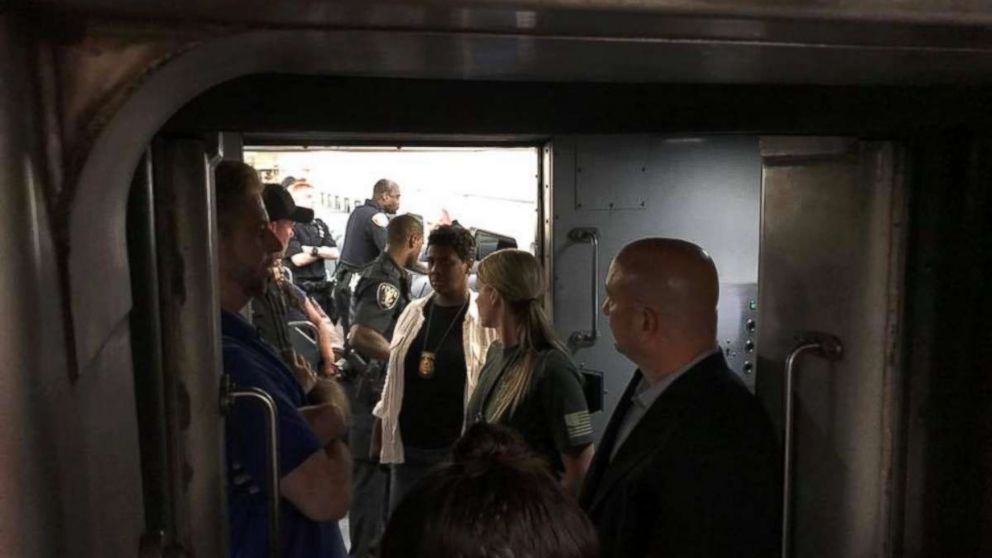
left=377, top=283, right=400, bottom=310
left=371, top=212, right=389, bottom=228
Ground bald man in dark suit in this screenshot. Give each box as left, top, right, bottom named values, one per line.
left=580, top=238, right=780, bottom=558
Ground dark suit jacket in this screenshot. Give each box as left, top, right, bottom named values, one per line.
left=580, top=352, right=781, bottom=558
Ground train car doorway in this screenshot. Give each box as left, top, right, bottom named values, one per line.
left=243, top=145, right=543, bottom=263
left=126, top=128, right=906, bottom=558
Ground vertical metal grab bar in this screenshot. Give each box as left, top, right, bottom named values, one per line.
left=221, top=376, right=282, bottom=558
left=567, top=227, right=599, bottom=351
left=781, top=332, right=843, bottom=558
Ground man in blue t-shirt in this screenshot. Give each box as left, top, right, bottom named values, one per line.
left=215, top=161, right=352, bottom=558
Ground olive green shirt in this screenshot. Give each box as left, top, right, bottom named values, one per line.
left=466, top=342, right=593, bottom=474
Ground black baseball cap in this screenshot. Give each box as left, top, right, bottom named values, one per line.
left=262, top=183, right=314, bottom=223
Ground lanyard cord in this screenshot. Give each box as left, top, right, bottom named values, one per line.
left=421, top=295, right=470, bottom=355
left=476, top=346, right=522, bottom=423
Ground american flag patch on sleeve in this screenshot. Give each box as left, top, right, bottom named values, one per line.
left=564, top=410, right=593, bottom=441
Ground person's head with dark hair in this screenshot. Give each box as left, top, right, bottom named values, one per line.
left=279, top=175, right=297, bottom=189
left=426, top=225, right=475, bottom=303
left=214, top=161, right=281, bottom=311
left=372, top=178, right=401, bottom=213
left=380, top=422, right=598, bottom=558
left=386, top=213, right=424, bottom=269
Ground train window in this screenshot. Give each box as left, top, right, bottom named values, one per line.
left=243, top=146, right=541, bottom=256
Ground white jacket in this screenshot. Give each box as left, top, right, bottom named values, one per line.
left=372, top=291, right=498, bottom=463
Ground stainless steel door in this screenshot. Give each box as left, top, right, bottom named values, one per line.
left=756, top=138, right=907, bottom=558
left=137, top=136, right=228, bottom=556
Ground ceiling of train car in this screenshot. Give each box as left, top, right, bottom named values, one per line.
left=28, top=0, right=992, bottom=26
left=23, top=0, right=992, bottom=89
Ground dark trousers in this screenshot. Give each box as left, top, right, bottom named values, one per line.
left=349, top=459, right=390, bottom=558
left=342, top=373, right=389, bottom=558
left=388, top=446, right=450, bottom=515
left=332, top=268, right=356, bottom=332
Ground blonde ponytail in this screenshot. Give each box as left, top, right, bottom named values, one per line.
left=479, top=250, right=566, bottom=422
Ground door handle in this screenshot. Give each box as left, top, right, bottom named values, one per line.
left=781, top=332, right=843, bottom=558
left=221, top=375, right=282, bottom=558
left=567, top=227, right=599, bottom=352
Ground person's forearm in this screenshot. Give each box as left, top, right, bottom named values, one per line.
left=323, top=440, right=352, bottom=517
left=318, top=246, right=339, bottom=260
left=315, top=322, right=337, bottom=376
left=309, top=378, right=350, bottom=420
left=350, top=325, right=391, bottom=362
left=280, top=442, right=352, bottom=522
left=300, top=402, right=348, bottom=445
left=561, top=444, right=595, bottom=498
left=291, top=250, right=320, bottom=267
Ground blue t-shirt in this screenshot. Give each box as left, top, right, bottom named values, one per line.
left=222, top=310, right=346, bottom=558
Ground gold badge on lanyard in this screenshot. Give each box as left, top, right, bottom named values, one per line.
left=418, top=352, right=436, bottom=378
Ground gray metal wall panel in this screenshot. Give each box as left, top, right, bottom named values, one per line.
left=756, top=139, right=904, bottom=558
left=0, top=15, right=144, bottom=557
left=552, top=135, right=761, bottom=439
left=151, top=138, right=227, bottom=556
left=0, top=19, right=64, bottom=557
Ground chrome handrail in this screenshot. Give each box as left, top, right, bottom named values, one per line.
left=288, top=320, right=319, bottom=343
left=221, top=376, right=282, bottom=558
left=781, top=332, right=842, bottom=558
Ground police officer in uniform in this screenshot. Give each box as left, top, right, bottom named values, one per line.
left=344, top=213, right=423, bottom=558
left=333, top=178, right=402, bottom=333
left=284, top=180, right=341, bottom=319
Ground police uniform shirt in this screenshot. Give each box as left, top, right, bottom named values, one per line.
left=351, top=252, right=410, bottom=341
left=466, top=342, right=593, bottom=475
left=347, top=252, right=411, bottom=461
left=286, top=218, right=337, bottom=282
left=339, top=199, right=389, bottom=268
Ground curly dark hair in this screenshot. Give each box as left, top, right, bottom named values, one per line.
left=428, top=224, right=476, bottom=262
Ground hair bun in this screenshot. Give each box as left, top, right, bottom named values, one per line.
left=451, top=423, right=545, bottom=473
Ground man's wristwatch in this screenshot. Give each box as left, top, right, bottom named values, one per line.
left=311, top=246, right=319, bottom=257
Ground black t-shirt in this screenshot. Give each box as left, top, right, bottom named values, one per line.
left=399, top=299, right=468, bottom=449
left=466, top=343, right=593, bottom=474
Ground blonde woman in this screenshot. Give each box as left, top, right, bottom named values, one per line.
left=466, top=249, right=594, bottom=496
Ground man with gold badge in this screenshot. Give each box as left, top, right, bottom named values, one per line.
left=343, top=214, right=423, bottom=558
